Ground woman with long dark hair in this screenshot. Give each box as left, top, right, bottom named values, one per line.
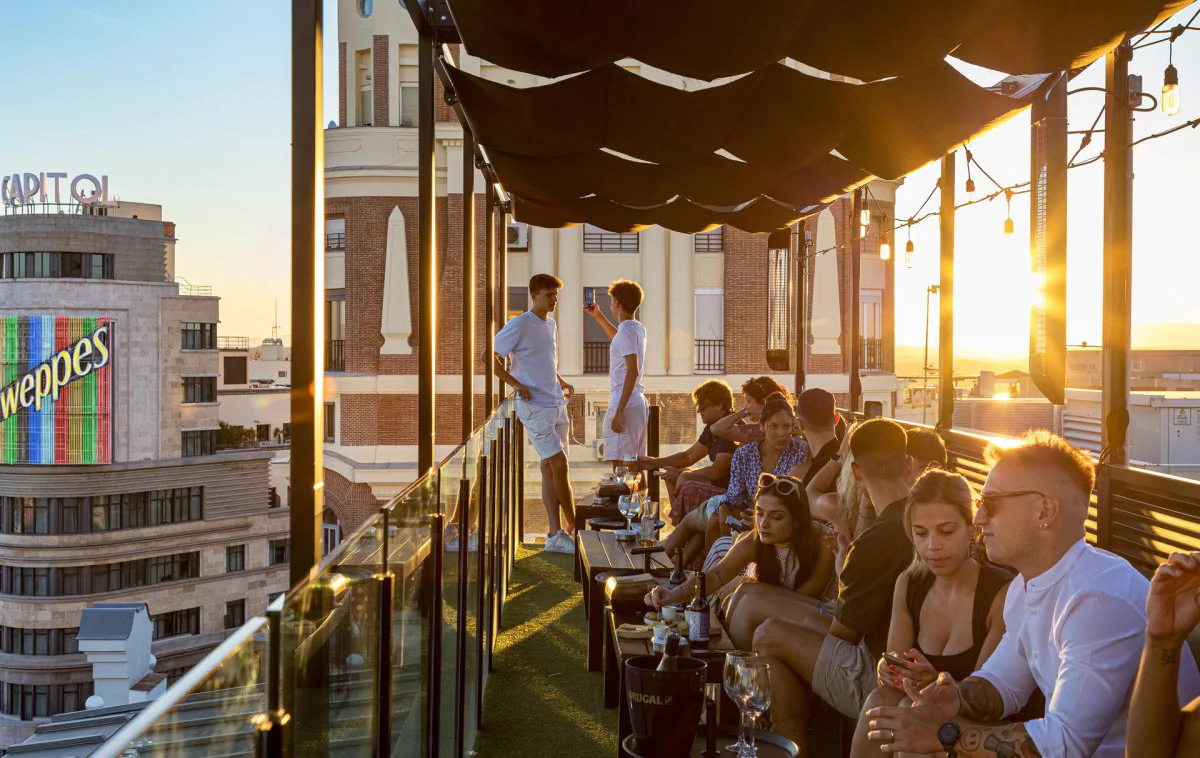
left=850, top=469, right=1012, bottom=758
left=647, top=471, right=833, bottom=650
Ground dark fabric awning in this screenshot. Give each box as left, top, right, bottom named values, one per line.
left=441, top=0, right=1190, bottom=232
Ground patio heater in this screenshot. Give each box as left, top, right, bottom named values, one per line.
left=766, top=227, right=793, bottom=371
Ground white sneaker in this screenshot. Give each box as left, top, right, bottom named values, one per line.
left=544, top=532, right=575, bottom=554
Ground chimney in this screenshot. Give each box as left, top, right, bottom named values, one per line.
left=77, top=602, right=167, bottom=709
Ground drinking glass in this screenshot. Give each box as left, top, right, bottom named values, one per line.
left=723, top=652, right=757, bottom=753
left=737, top=662, right=772, bottom=757
left=618, top=494, right=637, bottom=531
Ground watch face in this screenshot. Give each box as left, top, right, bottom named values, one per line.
left=937, top=722, right=960, bottom=746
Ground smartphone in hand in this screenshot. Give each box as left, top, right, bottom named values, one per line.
left=882, top=652, right=910, bottom=669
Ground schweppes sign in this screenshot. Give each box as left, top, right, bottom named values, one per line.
left=0, top=325, right=110, bottom=421
left=0, top=316, right=114, bottom=465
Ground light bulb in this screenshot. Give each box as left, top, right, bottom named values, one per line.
left=905, top=248, right=912, bottom=268
left=1004, top=217, right=1015, bottom=235
left=1163, top=64, right=1180, bottom=116
left=860, top=224, right=868, bottom=239
left=879, top=241, right=891, bottom=261
left=859, top=207, right=871, bottom=227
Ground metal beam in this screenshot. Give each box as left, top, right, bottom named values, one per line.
left=484, top=181, right=496, bottom=412
left=938, top=154, right=956, bottom=430
left=289, top=0, right=323, bottom=586
left=794, top=224, right=808, bottom=395
left=1102, top=42, right=1134, bottom=466
left=418, top=31, right=437, bottom=474
left=462, top=130, right=476, bottom=440
left=848, top=190, right=862, bottom=414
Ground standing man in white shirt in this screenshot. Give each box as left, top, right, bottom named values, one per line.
left=585, top=279, right=647, bottom=467
left=865, top=430, right=1200, bottom=757
left=493, top=274, right=577, bottom=554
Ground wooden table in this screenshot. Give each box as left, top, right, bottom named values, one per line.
left=606, top=606, right=735, bottom=757
left=576, top=530, right=671, bottom=671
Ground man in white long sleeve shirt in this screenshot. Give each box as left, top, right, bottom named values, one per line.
left=866, top=431, right=1200, bottom=757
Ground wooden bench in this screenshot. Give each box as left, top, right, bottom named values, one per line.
left=576, top=530, right=672, bottom=671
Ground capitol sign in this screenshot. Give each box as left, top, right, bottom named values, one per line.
left=1, top=172, right=116, bottom=207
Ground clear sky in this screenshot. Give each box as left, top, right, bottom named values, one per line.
left=3, top=2, right=1198, bottom=355
left=1, top=1, right=338, bottom=344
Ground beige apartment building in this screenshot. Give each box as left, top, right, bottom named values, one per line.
left=0, top=200, right=287, bottom=747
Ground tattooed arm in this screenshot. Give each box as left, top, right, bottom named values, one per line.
left=1127, top=552, right=1200, bottom=758
left=957, top=676, right=1008, bottom=721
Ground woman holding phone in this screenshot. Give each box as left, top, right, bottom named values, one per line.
left=849, top=469, right=1012, bottom=758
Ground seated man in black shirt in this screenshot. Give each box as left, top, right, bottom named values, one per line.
left=639, top=379, right=737, bottom=528
left=752, top=419, right=916, bottom=751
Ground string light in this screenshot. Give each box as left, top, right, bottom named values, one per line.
left=1003, top=189, right=1015, bottom=235
left=904, top=222, right=914, bottom=268
left=1164, top=25, right=1183, bottom=116
left=965, top=148, right=976, bottom=193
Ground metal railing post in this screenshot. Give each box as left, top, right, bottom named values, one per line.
left=376, top=570, right=394, bottom=758
left=427, top=512, right=445, bottom=758
left=454, top=482, right=470, bottom=758
left=475, top=446, right=489, bottom=727
left=488, top=437, right=499, bottom=668
left=516, top=418, right=524, bottom=545
left=462, top=128, right=476, bottom=441
left=484, top=182, right=496, bottom=412
left=261, top=599, right=285, bottom=758
left=648, top=405, right=661, bottom=504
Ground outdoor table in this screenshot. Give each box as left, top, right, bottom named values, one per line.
left=577, top=530, right=671, bottom=671
left=587, top=517, right=665, bottom=532
left=607, top=605, right=736, bottom=757
left=621, top=730, right=799, bottom=758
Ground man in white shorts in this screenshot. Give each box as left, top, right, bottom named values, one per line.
left=585, top=279, right=647, bottom=467
left=493, top=274, right=577, bottom=554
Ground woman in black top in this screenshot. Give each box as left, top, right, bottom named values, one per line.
left=850, top=469, right=1012, bottom=758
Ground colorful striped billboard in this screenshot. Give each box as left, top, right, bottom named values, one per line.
left=0, top=316, right=113, bottom=464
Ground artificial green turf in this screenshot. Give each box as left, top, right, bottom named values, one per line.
left=474, top=545, right=618, bottom=757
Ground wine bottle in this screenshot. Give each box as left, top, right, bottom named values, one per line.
left=686, top=571, right=710, bottom=649
left=668, top=548, right=686, bottom=590
left=656, top=634, right=681, bottom=672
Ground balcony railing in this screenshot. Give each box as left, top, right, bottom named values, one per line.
left=217, top=336, right=250, bottom=351
left=694, top=339, right=725, bottom=372
left=326, top=339, right=345, bottom=372
left=860, top=336, right=892, bottom=372
left=92, top=400, right=528, bottom=758
left=325, top=232, right=345, bottom=251
left=583, top=341, right=609, bottom=374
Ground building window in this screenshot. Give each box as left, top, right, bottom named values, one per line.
left=400, top=85, right=419, bottom=127
left=583, top=287, right=615, bottom=374
left=225, top=600, right=247, bottom=630
left=268, top=591, right=284, bottom=606
left=182, top=376, right=217, bottom=404
left=694, top=289, right=725, bottom=373
left=324, top=403, right=336, bottom=442
left=356, top=49, right=372, bottom=126
left=268, top=539, right=290, bottom=566
left=226, top=545, right=246, bottom=573
left=583, top=224, right=639, bottom=253
left=694, top=228, right=724, bottom=253
left=181, top=430, right=217, bottom=457
left=153, top=608, right=200, bottom=640
left=325, top=216, right=345, bottom=251
left=181, top=322, right=216, bottom=350
left=0, top=627, right=79, bottom=656
left=2, top=681, right=93, bottom=721
left=2, top=490, right=201, bottom=536
left=0, top=252, right=113, bottom=280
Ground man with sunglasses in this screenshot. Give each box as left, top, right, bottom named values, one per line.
left=866, top=431, right=1200, bottom=757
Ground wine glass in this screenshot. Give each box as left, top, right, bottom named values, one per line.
left=617, top=494, right=637, bottom=532
left=723, top=652, right=757, bottom=753
left=737, top=662, right=772, bottom=757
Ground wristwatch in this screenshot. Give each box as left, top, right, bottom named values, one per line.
left=937, top=722, right=960, bottom=758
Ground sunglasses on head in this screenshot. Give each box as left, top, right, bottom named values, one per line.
left=758, top=472, right=803, bottom=497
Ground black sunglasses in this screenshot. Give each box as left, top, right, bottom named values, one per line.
left=977, top=490, right=1046, bottom=517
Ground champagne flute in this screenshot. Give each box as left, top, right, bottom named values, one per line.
left=737, top=662, right=772, bottom=757
left=723, top=652, right=757, bottom=753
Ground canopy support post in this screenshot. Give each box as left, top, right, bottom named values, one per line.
left=938, top=154, right=956, bottom=430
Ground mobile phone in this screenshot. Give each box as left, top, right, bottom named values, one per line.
left=584, top=291, right=595, bottom=311
left=882, top=652, right=910, bottom=668
left=726, top=515, right=747, bottom=532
